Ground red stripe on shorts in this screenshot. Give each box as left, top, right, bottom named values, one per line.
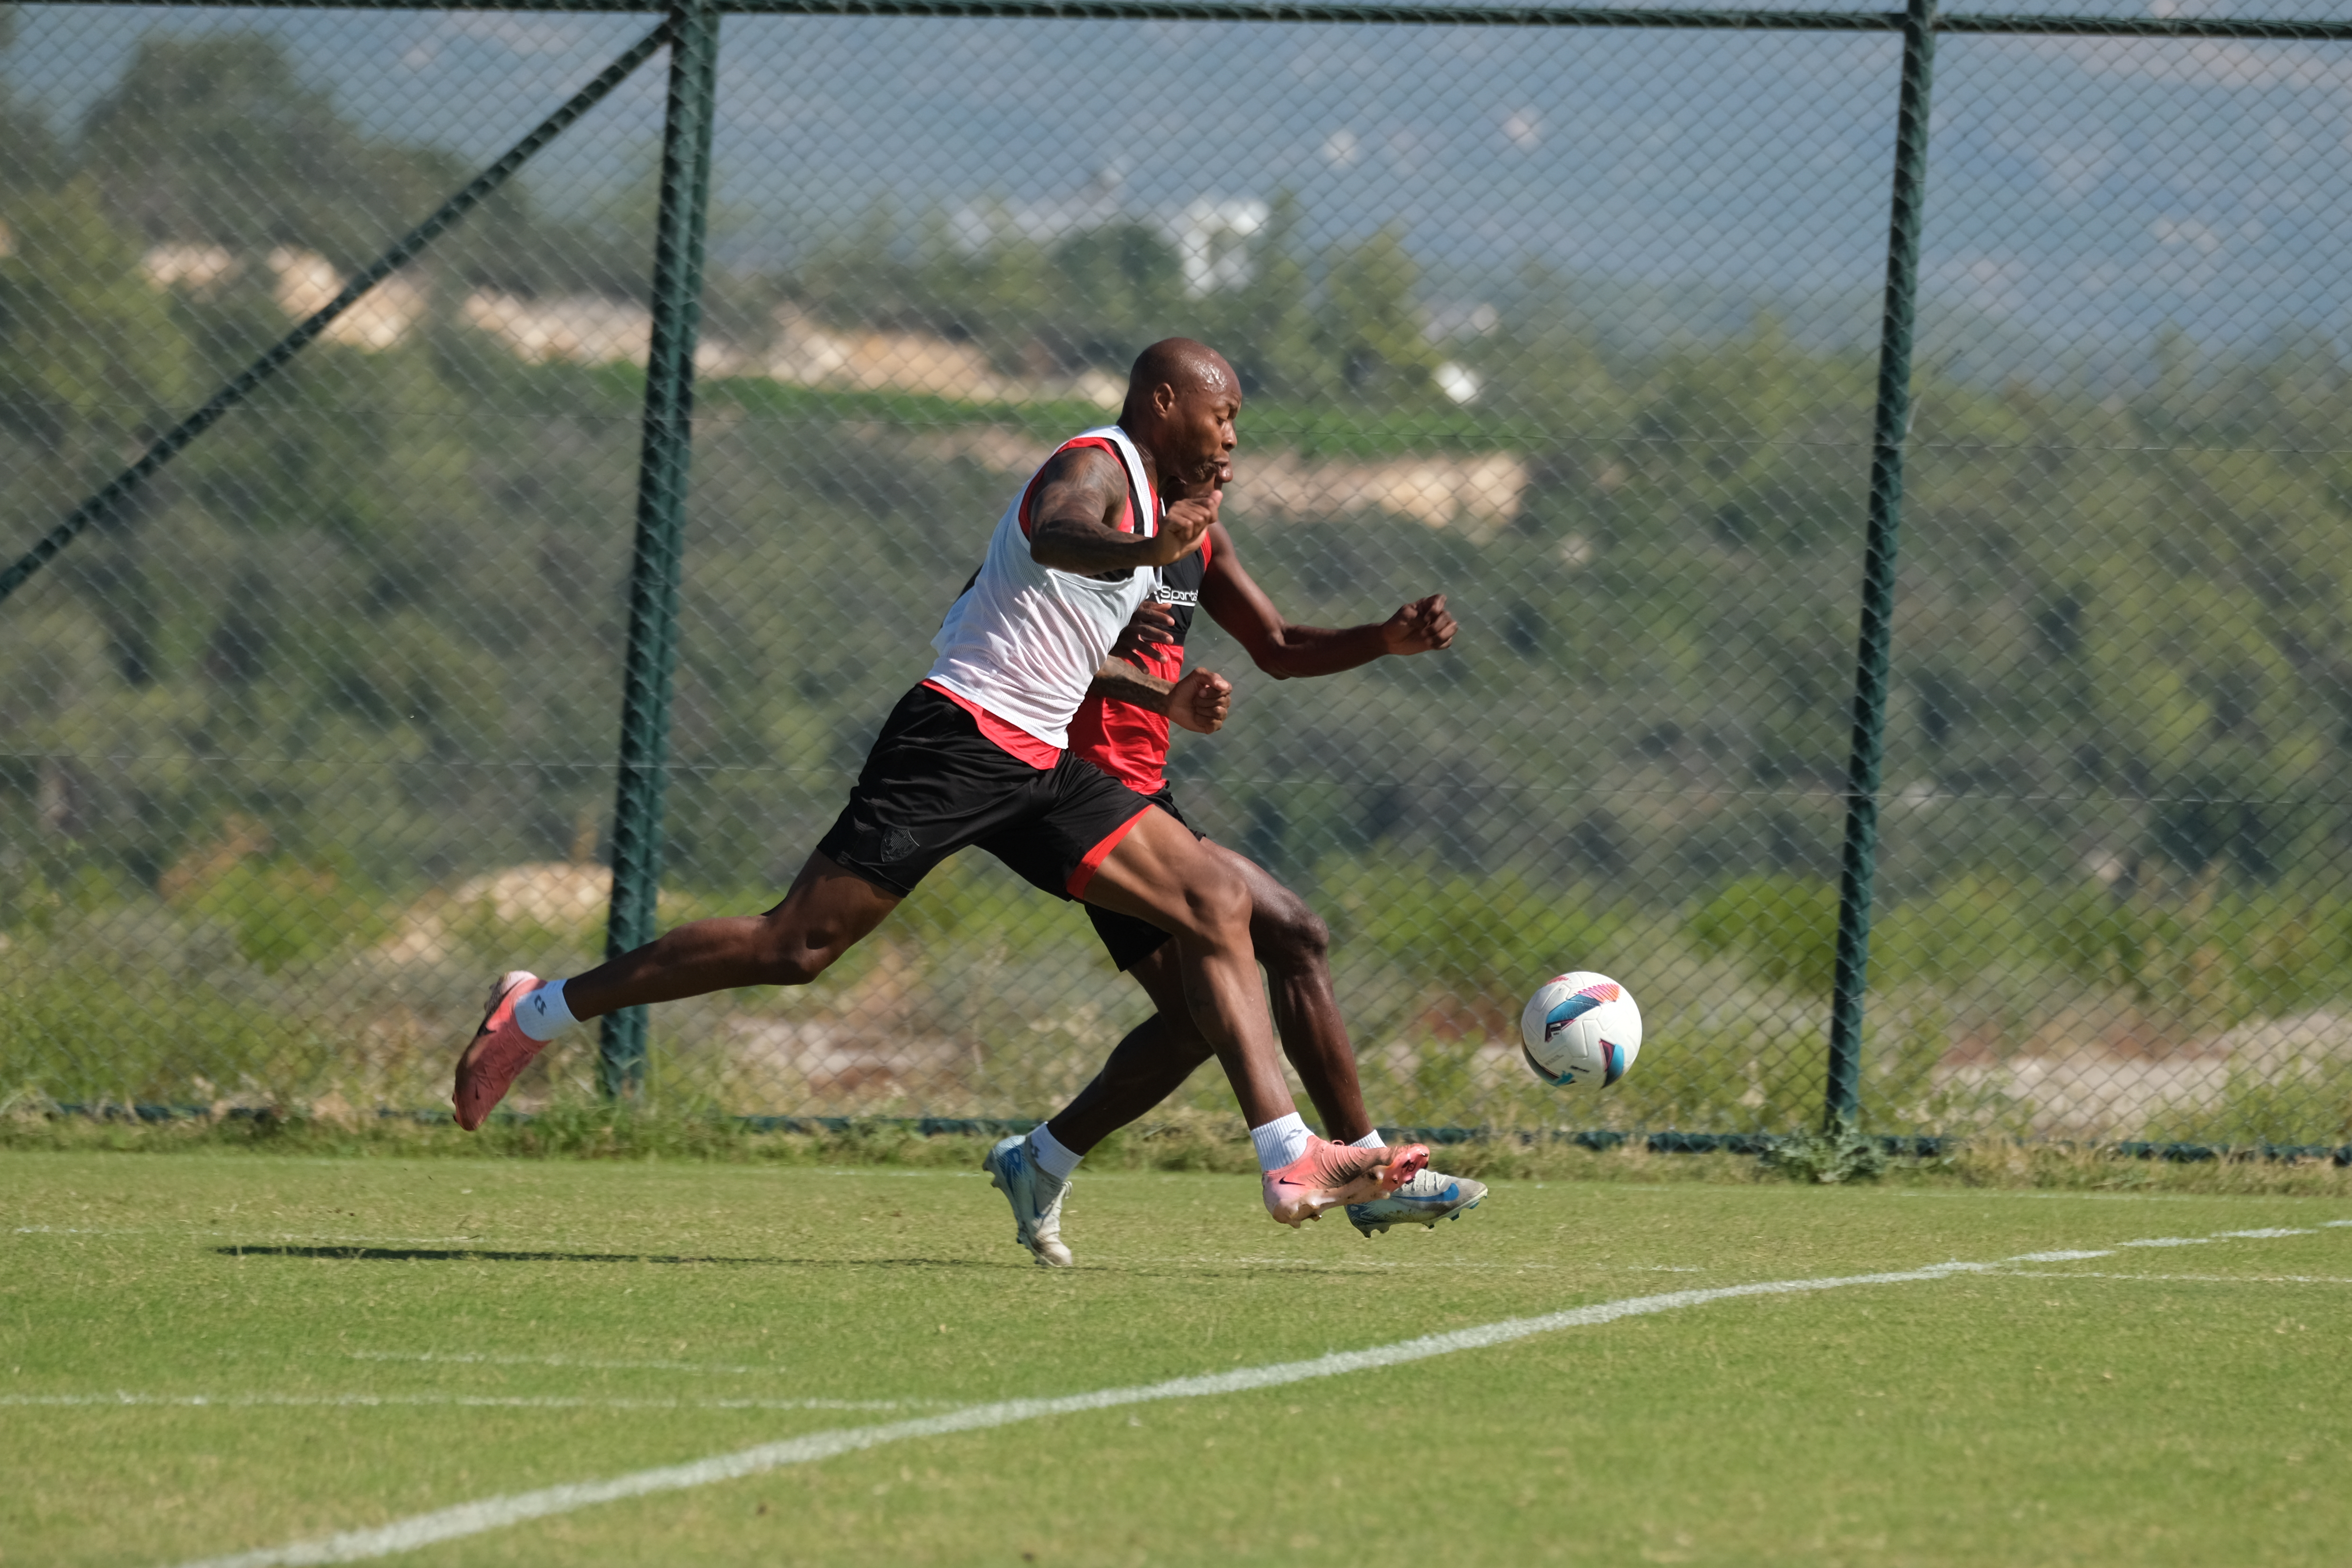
left=1066, top=805, right=1152, bottom=899
left=921, top=680, right=1061, bottom=770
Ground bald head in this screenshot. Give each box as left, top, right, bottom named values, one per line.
left=1119, top=338, right=1241, bottom=494
left=1123, top=338, right=1235, bottom=416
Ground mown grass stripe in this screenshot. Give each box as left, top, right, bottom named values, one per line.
left=343, top=1350, right=785, bottom=1375
left=3, top=1393, right=939, bottom=1413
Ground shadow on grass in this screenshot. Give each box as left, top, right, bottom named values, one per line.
left=209, top=1244, right=1388, bottom=1276
left=213, top=1244, right=998, bottom=1267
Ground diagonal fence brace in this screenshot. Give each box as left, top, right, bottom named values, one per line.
left=0, top=17, right=676, bottom=611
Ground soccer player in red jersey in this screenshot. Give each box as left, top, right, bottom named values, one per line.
left=982, top=459, right=1485, bottom=1267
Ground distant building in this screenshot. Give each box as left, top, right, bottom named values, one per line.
left=1173, top=198, right=1268, bottom=299
left=140, top=243, right=238, bottom=293
left=766, top=306, right=1120, bottom=408
left=1433, top=362, right=1482, bottom=406
left=949, top=170, right=1270, bottom=298
left=1424, top=300, right=1498, bottom=406
left=270, top=248, right=424, bottom=351
left=949, top=167, right=1128, bottom=253
left=462, top=290, right=651, bottom=368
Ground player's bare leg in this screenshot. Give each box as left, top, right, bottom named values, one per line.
left=452, top=853, right=899, bottom=1128
left=1051, top=938, right=1479, bottom=1235
left=563, top=854, right=899, bottom=1012
left=1021, top=846, right=1478, bottom=1249
left=988, top=808, right=1287, bottom=1262
left=1074, top=814, right=1425, bottom=1226
left=1048, top=855, right=1359, bottom=1148
left=1079, top=810, right=1290, bottom=1126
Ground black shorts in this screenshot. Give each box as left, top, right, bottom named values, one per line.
left=1086, top=786, right=1203, bottom=971
left=816, top=685, right=1153, bottom=900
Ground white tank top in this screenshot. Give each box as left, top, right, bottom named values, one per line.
left=924, top=425, right=1161, bottom=751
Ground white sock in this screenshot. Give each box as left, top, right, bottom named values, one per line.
left=514, top=979, right=577, bottom=1042
left=1249, top=1111, right=1315, bottom=1173
left=1027, top=1124, right=1083, bottom=1182
left=1348, top=1132, right=1385, bottom=1150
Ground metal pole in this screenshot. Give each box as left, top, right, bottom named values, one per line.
left=599, top=0, right=722, bottom=1098
left=1824, top=0, right=1936, bottom=1133
left=0, top=23, right=672, bottom=611
left=13, top=0, right=2352, bottom=39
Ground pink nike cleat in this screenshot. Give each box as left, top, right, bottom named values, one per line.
left=1263, top=1139, right=1430, bottom=1228
left=451, top=970, right=542, bottom=1131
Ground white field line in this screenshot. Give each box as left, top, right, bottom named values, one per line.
left=2211, top=1227, right=2318, bottom=1239
left=149, top=1219, right=2347, bottom=1568
left=2008, top=1271, right=2352, bottom=1286
left=0, top=1393, right=942, bottom=1413
left=1149, top=1256, right=1704, bottom=1274
left=19, top=1267, right=2000, bottom=1435
left=43, top=1257, right=2352, bottom=1424
left=172, top=1264, right=1998, bottom=1568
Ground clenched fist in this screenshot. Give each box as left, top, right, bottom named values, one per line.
left=1170, top=669, right=1232, bottom=735
left=1380, top=594, right=1458, bottom=656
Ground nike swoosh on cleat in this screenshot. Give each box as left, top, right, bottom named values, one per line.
left=1392, top=1184, right=1460, bottom=1206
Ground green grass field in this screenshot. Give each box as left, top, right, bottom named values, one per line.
left=5, top=1151, right=2350, bottom=1567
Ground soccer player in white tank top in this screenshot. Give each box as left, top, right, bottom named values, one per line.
left=449, top=339, right=1430, bottom=1236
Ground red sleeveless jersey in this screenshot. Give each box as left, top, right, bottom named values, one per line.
left=1066, top=534, right=1210, bottom=793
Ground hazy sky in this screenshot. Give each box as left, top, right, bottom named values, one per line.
left=8, top=4, right=2350, bottom=358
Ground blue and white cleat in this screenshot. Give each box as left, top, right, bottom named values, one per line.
left=1346, top=1168, right=1487, bottom=1236
left=984, top=1133, right=1073, bottom=1268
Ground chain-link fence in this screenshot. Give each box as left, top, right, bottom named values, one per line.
left=4, top=0, right=2350, bottom=1150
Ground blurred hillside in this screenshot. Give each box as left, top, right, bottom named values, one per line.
left=6, top=29, right=2352, bottom=1142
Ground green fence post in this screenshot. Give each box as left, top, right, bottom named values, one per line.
left=598, top=0, right=722, bottom=1099
left=1825, top=0, right=1937, bottom=1134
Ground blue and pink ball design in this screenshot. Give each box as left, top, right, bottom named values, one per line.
left=1518, top=972, right=1644, bottom=1091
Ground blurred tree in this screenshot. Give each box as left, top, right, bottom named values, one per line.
left=800, top=198, right=931, bottom=331
left=0, top=6, right=65, bottom=200
left=1040, top=220, right=1183, bottom=371
left=0, top=178, right=194, bottom=698
left=1207, top=191, right=1320, bottom=402
left=76, top=33, right=625, bottom=296
left=0, top=177, right=194, bottom=457
left=1316, top=224, right=1439, bottom=400
left=80, top=35, right=441, bottom=264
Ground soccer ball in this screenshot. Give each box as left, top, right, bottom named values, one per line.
left=1519, top=972, right=1642, bottom=1090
